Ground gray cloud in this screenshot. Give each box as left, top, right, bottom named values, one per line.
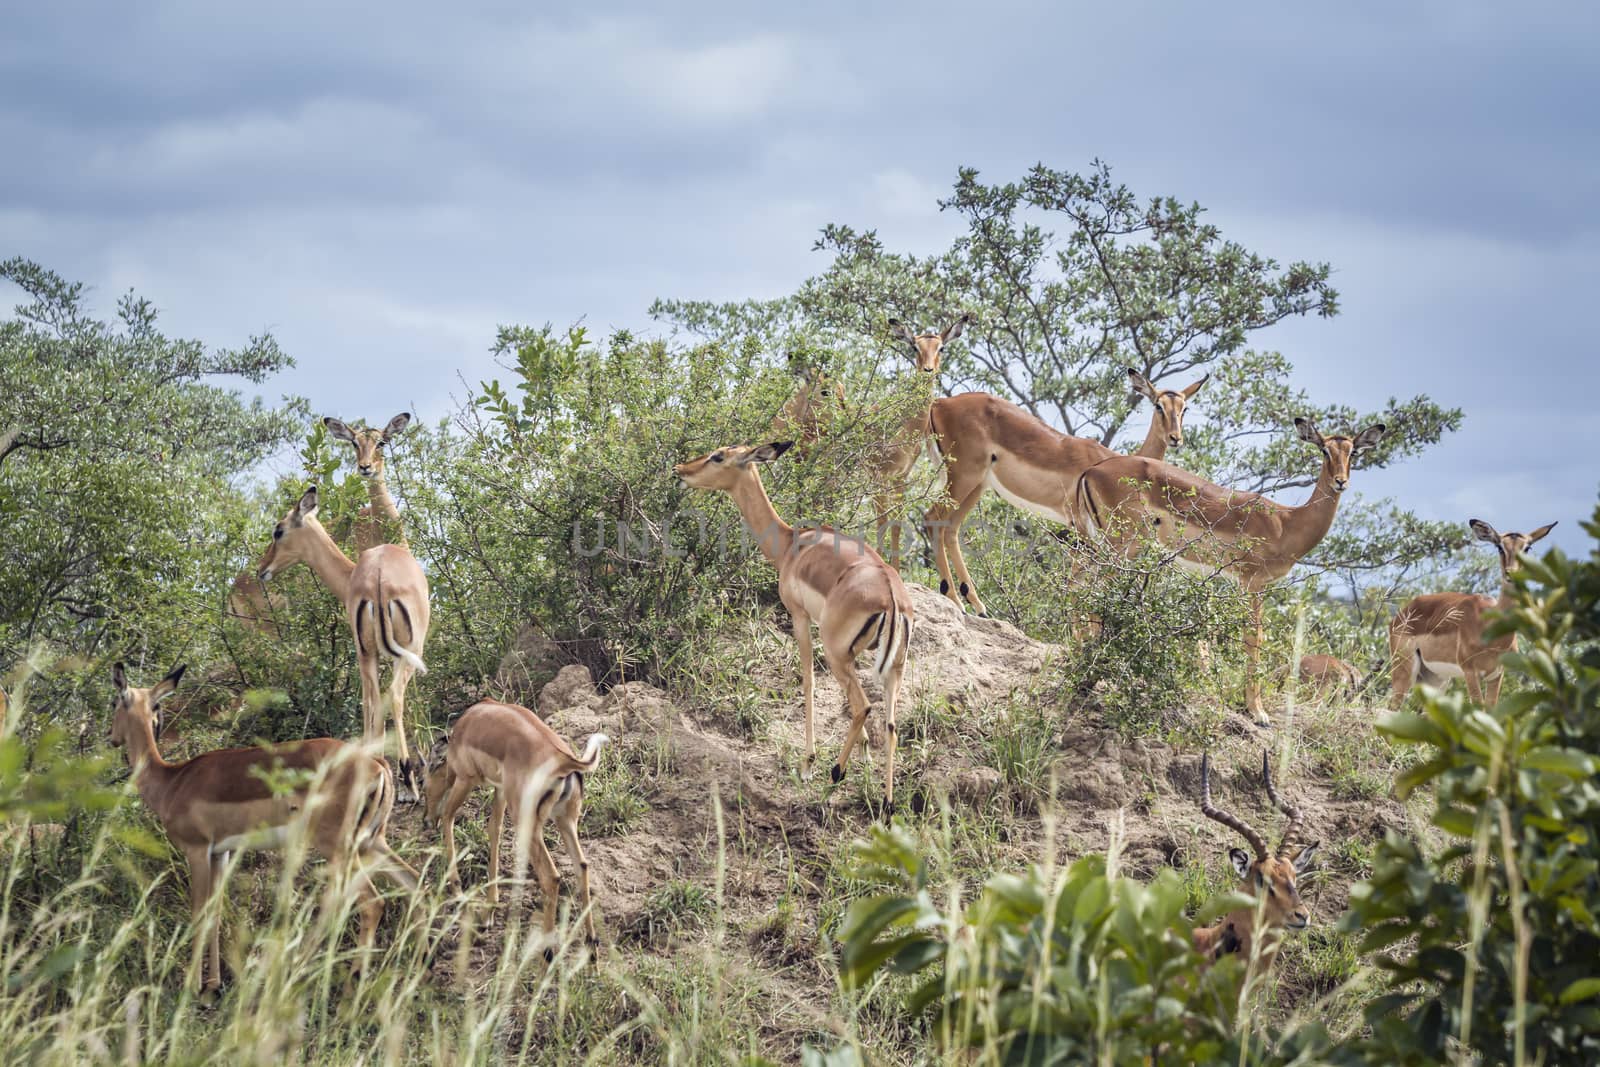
left=2, top=2, right=1596, bottom=552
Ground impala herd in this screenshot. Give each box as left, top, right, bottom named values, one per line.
left=102, top=313, right=1551, bottom=997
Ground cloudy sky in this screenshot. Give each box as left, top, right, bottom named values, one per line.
left=5, top=2, right=1597, bottom=552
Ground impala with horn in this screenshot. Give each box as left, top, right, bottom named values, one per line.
left=1192, top=751, right=1318, bottom=974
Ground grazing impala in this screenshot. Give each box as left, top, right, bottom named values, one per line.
left=924, top=367, right=1207, bottom=617
left=325, top=412, right=412, bottom=552
left=1192, top=751, right=1318, bottom=975
left=256, top=486, right=431, bottom=800
left=109, top=663, right=416, bottom=998
left=1389, top=518, right=1555, bottom=707
left=1297, top=654, right=1363, bottom=701
left=870, top=314, right=970, bottom=568
left=423, top=700, right=608, bottom=955
left=675, top=441, right=912, bottom=817
left=1076, top=417, right=1385, bottom=724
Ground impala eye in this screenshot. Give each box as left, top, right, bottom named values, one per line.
left=711, top=453, right=724, bottom=463
left=273, top=526, right=283, bottom=540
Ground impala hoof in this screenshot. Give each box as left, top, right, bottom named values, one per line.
left=881, top=800, right=896, bottom=824
left=910, top=791, right=927, bottom=815
left=830, top=764, right=844, bottom=784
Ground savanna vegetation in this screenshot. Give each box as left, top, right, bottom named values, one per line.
left=2, top=163, right=1593, bottom=1065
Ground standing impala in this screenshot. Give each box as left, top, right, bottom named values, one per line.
left=325, top=412, right=411, bottom=552
left=109, top=663, right=416, bottom=998
left=870, top=314, right=970, bottom=568
left=1388, top=518, right=1555, bottom=707
left=675, top=441, right=912, bottom=817
left=1076, top=417, right=1385, bottom=725
left=423, top=700, right=609, bottom=955
left=256, top=486, right=431, bottom=800
left=924, top=367, right=1207, bottom=617
left=1192, top=751, right=1318, bottom=975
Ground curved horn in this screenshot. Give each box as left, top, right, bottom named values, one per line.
left=1199, top=752, right=1268, bottom=859
left=1262, top=750, right=1305, bottom=857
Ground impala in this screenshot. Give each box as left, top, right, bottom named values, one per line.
left=1297, top=654, right=1363, bottom=701
left=871, top=314, right=970, bottom=568
left=325, top=412, right=411, bottom=552
left=771, top=360, right=845, bottom=452
left=675, top=441, right=913, bottom=817
left=109, top=663, right=416, bottom=998
left=256, top=486, right=432, bottom=799
left=1075, top=417, right=1384, bottom=724
left=423, top=700, right=608, bottom=954
left=924, top=367, right=1207, bottom=617
left=1192, top=751, right=1318, bottom=975
left=1388, top=518, right=1555, bottom=707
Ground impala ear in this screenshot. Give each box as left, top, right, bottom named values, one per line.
left=1182, top=374, right=1209, bottom=399
left=748, top=441, right=794, bottom=464
left=1526, top=521, right=1557, bottom=545
left=1292, top=841, right=1320, bottom=874
left=323, top=417, right=357, bottom=443
left=383, top=412, right=412, bottom=438
left=1127, top=368, right=1158, bottom=400
left=1293, top=417, right=1323, bottom=446
left=1228, top=848, right=1253, bottom=878
left=151, top=664, right=187, bottom=704
left=940, top=313, right=971, bottom=342
left=1469, top=519, right=1501, bottom=545
left=1352, top=423, right=1387, bottom=451
left=887, top=318, right=917, bottom=343
left=294, top=485, right=319, bottom=524
left=112, top=661, right=129, bottom=695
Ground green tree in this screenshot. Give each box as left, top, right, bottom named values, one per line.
left=0, top=257, right=303, bottom=680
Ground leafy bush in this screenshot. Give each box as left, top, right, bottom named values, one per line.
left=834, top=824, right=1325, bottom=1066
left=1339, top=498, right=1600, bottom=1066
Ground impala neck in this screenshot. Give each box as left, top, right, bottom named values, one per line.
left=1496, top=561, right=1519, bottom=609
left=364, top=474, right=408, bottom=546
left=1134, top=408, right=1169, bottom=460
left=297, top=517, right=358, bottom=602
left=728, top=471, right=795, bottom=568
left=1276, top=457, right=1347, bottom=561
left=122, top=714, right=177, bottom=819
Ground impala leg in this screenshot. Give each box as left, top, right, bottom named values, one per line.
left=1389, top=643, right=1413, bottom=709
left=185, top=847, right=218, bottom=998
left=1465, top=670, right=1486, bottom=705
left=1244, top=593, right=1269, bottom=725
left=825, top=643, right=872, bottom=786
left=439, top=775, right=474, bottom=892
left=793, top=610, right=816, bottom=772
left=553, top=797, right=596, bottom=943
left=357, top=654, right=384, bottom=755
left=388, top=659, right=419, bottom=802
left=943, top=480, right=990, bottom=616
left=1484, top=670, right=1504, bottom=707
left=880, top=660, right=904, bottom=822
left=486, top=788, right=507, bottom=907
left=351, top=868, right=382, bottom=979
left=207, top=851, right=228, bottom=997
left=529, top=828, right=561, bottom=958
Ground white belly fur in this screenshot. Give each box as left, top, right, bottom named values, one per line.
left=987, top=470, right=1071, bottom=526
left=1420, top=658, right=1467, bottom=681
left=211, top=823, right=293, bottom=859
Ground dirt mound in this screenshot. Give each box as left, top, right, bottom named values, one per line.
left=415, top=580, right=1418, bottom=1009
